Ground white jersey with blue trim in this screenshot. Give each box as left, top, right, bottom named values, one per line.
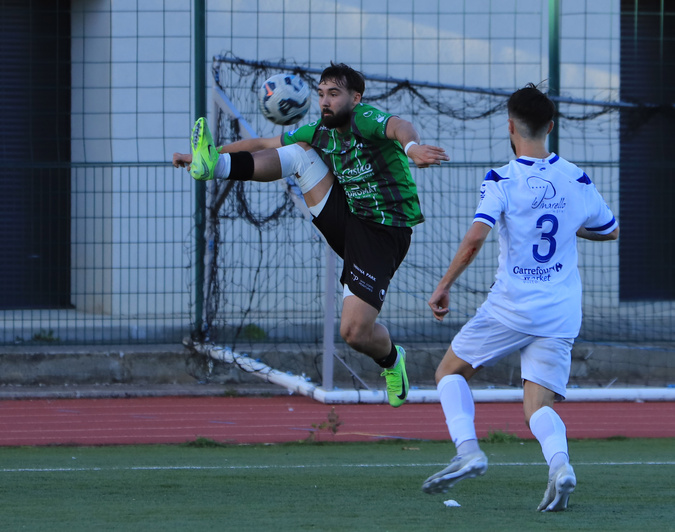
left=474, top=153, right=617, bottom=338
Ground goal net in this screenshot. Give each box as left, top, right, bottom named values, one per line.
left=189, top=54, right=675, bottom=403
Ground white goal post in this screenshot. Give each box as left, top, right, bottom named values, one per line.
left=193, top=343, right=675, bottom=403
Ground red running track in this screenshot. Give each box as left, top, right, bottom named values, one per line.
left=0, top=396, right=673, bottom=446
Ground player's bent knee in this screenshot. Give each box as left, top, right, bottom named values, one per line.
left=276, top=143, right=321, bottom=178
left=275, top=144, right=329, bottom=195
left=339, top=321, right=364, bottom=350
left=276, top=143, right=309, bottom=177
left=339, top=322, right=355, bottom=345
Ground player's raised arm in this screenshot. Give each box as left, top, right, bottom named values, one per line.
left=385, top=116, right=449, bottom=168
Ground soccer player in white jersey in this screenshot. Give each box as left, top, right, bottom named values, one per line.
left=421, top=83, right=619, bottom=511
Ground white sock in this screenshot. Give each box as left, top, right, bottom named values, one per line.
left=549, top=452, right=568, bottom=473
left=457, top=439, right=480, bottom=455
left=438, top=374, right=478, bottom=452
left=529, top=406, right=569, bottom=476
left=214, top=153, right=231, bottom=179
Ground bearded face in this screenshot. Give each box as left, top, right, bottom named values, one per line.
left=318, top=78, right=360, bottom=130
left=321, top=105, right=352, bottom=129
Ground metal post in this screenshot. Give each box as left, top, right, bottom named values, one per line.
left=322, top=245, right=336, bottom=390
left=193, top=0, right=207, bottom=335
left=548, top=0, right=560, bottom=155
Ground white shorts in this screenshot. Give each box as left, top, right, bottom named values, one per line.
left=451, top=306, right=573, bottom=399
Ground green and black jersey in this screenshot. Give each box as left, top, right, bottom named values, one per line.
left=281, top=103, right=424, bottom=228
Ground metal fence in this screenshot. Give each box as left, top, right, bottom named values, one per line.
left=1, top=0, right=673, bottom=355
left=1, top=163, right=193, bottom=345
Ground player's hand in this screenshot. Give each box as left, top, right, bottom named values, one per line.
left=408, top=144, right=449, bottom=168
left=428, top=287, right=450, bottom=321
left=172, top=152, right=193, bottom=169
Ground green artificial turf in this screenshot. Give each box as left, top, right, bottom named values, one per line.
left=0, top=438, right=672, bottom=531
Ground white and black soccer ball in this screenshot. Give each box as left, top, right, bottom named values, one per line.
left=258, top=73, right=311, bottom=126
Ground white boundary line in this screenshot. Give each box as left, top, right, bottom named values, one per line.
left=4, top=461, right=674, bottom=473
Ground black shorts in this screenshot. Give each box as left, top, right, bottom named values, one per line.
left=312, top=183, right=412, bottom=312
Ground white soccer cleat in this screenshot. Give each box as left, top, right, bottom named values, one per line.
left=537, top=462, right=576, bottom=512
left=421, top=451, right=488, bottom=494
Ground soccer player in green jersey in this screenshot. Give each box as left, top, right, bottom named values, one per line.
left=173, top=62, right=448, bottom=407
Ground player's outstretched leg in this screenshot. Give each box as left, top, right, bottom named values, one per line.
left=189, top=117, right=218, bottom=181
left=421, top=451, right=488, bottom=494
left=380, top=345, right=409, bottom=407
left=537, top=462, right=576, bottom=512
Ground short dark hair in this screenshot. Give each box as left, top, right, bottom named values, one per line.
left=507, top=82, right=557, bottom=137
left=319, top=62, right=366, bottom=96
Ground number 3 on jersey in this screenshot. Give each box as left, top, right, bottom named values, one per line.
left=533, top=214, right=558, bottom=263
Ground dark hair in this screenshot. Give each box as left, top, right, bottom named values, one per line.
left=319, top=62, right=366, bottom=96
left=507, top=82, right=557, bottom=137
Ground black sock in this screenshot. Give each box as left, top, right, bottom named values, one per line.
left=376, top=341, right=398, bottom=368
left=228, top=151, right=255, bottom=181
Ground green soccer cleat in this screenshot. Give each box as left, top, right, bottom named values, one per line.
left=189, top=117, right=218, bottom=181
left=380, top=345, right=409, bottom=408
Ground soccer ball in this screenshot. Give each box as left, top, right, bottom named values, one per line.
left=258, top=73, right=311, bottom=126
